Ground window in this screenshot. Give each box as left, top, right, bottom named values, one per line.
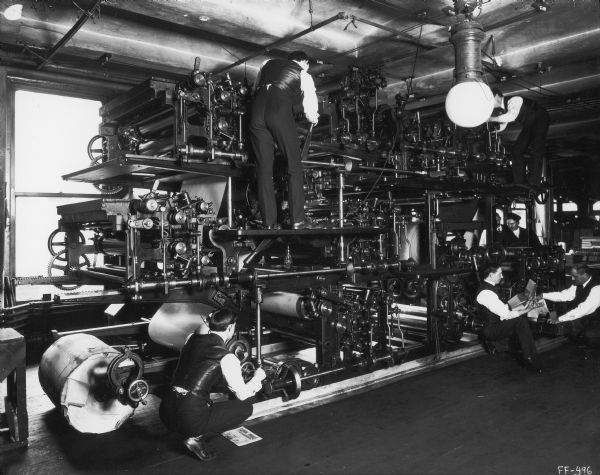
left=13, top=90, right=102, bottom=301
left=562, top=202, right=578, bottom=212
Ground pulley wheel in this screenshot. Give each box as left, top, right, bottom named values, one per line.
left=106, top=351, right=144, bottom=390
left=87, top=134, right=108, bottom=162
left=127, top=379, right=150, bottom=403
left=274, top=361, right=302, bottom=401
left=47, top=250, right=90, bottom=290
left=47, top=228, right=86, bottom=260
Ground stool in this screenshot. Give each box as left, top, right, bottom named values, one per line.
left=0, top=327, right=28, bottom=450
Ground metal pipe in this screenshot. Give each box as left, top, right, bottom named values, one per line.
left=400, top=144, right=463, bottom=156
left=227, top=176, right=233, bottom=227
left=179, top=95, right=187, bottom=146
left=196, top=225, right=202, bottom=276
left=427, top=193, right=436, bottom=269
left=178, top=145, right=247, bottom=161
left=208, top=81, right=214, bottom=149
left=37, top=0, right=102, bottom=70
left=255, top=286, right=264, bottom=366
left=300, top=366, right=345, bottom=380
left=127, top=228, right=137, bottom=282
left=349, top=15, right=435, bottom=50
left=75, top=268, right=124, bottom=284
left=212, top=13, right=346, bottom=75
left=161, top=209, right=168, bottom=294
left=302, top=160, right=345, bottom=169
left=91, top=265, right=126, bottom=276
left=338, top=172, right=345, bottom=261
left=356, top=165, right=427, bottom=176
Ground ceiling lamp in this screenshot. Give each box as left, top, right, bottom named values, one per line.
left=445, top=2, right=494, bottom=128
left=3, top=3, right=23, bottom=21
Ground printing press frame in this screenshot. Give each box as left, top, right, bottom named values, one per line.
left=1, top=66, right=565, bottom=429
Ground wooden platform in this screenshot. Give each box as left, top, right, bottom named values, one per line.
left=2, top=340, right=599, bottom=474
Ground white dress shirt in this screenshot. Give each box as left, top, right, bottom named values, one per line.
left=299, top=68, right=319, bottom=124
left=493, top=96, right=523, bottom=132
left=220, top=353, right=264, bottom=400
left=476, top=279, right=514, bottom=320
left=495, top=96, right=523, bottom=123
left=542, top=278, right=600, bottom=322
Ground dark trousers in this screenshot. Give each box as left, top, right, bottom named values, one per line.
left=567, top=316, right=600, bottom=345
left=511, top=110, right=549, bottom=185
left=249, top=87, right=305, bottom=226
left=483, top=315, right=537, bottom=360
left=159, top=389, right=253, bottom=438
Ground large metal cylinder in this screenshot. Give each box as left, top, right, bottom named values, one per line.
left=38, top=334, right=134, bottom=434
left=261, top=292, right=305, bottom=318
left=148, top=302, right=213, bottom=350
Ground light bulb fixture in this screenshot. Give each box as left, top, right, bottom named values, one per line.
left=3, top=3, right=23, bottom=21
left=445, top=15, right=494, bottom=128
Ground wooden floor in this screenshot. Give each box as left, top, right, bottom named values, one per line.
left=2, top=342, right=600, bottom=475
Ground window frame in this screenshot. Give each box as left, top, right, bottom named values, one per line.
left=6, top=75, right=108, bottom=282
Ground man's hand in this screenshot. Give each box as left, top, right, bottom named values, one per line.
left=254, top=367, right=267, bottom=382
left=547, top=312, right=560, bottom=324
left=305, top=113, right=319, bottom=125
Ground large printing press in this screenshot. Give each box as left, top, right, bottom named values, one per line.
left=2, top=63, right=566, bottom=433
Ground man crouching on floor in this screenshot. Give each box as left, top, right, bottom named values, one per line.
left=159, top=308, right=266, bottom=461
left=476, top=265, right=542, bottom=373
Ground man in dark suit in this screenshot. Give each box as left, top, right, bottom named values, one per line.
left=476, top=265, right=541, bottom=372
left=159, top=308, right=266, bottom=461
left=488, top=89, right=549, bottom=185
left=543, top=264, right=600, bottom=345
left=249, top=50, right=319, bottom=229
left=499, top=212, right=541, bottom=247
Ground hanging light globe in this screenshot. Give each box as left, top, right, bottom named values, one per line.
left=445, top=19, right=494, bottom=128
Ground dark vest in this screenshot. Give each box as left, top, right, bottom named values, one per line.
left=476, top=281, right=502, bottom=325
left=257, top=58, right=303, bottom=104
left=571, top=277, right=600, bottom=316
left=499, top=225, right=539, bottom=247
left=171, top=333, right=230, bottom=398
left=514, top=97, right=547, bottom=125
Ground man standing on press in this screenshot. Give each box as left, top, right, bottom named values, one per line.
left=488, top=89, right=550, bottom=186
left=249, top=50, right=320, bottom=229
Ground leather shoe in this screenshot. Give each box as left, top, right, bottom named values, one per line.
left=184, top=435, right=216, bottom=461
left=291, top=221, right=317, bottom=230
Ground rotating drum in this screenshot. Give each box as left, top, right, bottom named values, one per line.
left=148, top=302, right=213, bottom=350
left=38, top=334, right=135, bottom=434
